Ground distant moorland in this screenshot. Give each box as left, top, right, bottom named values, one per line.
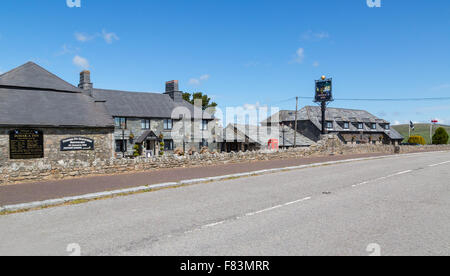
left=392, top=124, right=450, bottom=144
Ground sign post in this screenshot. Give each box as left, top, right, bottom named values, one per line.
left=314, top=76, right=333, bottom=134
left=431, top=119, right=438, bottom=143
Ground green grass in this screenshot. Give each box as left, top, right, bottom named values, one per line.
left=392, top=124, right=450, bottom=144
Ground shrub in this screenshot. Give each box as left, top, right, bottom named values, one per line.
left=432, top=127, right=449, bottom=145
left=408, top=135, right=426, bottom=145
left=133, top=144, right=141, bottom=157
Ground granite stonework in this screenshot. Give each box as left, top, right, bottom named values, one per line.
left=1, top=134, right=449, bottom=185
left=0, top=127, right=114, bottom=183
left=114, top=118, right=218, bottom=157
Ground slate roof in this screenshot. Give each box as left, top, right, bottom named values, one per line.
left=0, top=62, right=82, bottom=93
left=222, top=124, right=314, bottom=147
left=386, top=128, right=403, bottom=140
left=0, top=62, right=113, bottom=128
left=262, top=106, right=403, bottom=140
left=263, top=106, right=388, bottom=125
left=92, top=89, right=213, bottom=120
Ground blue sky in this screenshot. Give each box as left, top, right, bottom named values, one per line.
left=1, top=0, right=450, bottom=125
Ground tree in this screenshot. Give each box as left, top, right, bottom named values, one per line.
left=432, top=127, right=449, bottom=145
left=183, top=92, right=217, bottom=111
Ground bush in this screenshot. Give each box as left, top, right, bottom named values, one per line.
left=133, top=144, right=141, bottom=157
left=408, top=135, right=426, bottom=145
left=432, top=127, right=449, bottom=145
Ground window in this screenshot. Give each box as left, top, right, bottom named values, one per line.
left=141, top=119, right=150, bottom=130
left=115, top=140, right=127, bottom=152
left=326, top=121, right=333, bottom=129
left=343, top=122, right=350, bottom=129
left=200, top=139, right=208, bottom=148
left=201, top=119, right=208, bottom=130
left=164, top=119, right=173, bottom=130
left=385, top=124, right=390, bottom=130
left=164, top=139, right=174, bottom=151
left=371, top=123, right=377, bottom=130
left=358, top=123, right=364, bottom=130
left=114, top=117, right=127, bottom=129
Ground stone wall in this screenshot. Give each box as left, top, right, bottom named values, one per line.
left=0, top=127, right=114, bottom=183
left=112, top=118, right=218, bottom=157
left=1, top=133, right=449, bottom=185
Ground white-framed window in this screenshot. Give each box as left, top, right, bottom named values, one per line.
left=201, top=119, right=208, bottom=130
left=358, top=123, right=364, bottom=130
left=371, top=123, right=377, bottom=130
left=114, top=117, right=127, bottom=129
left=141, top=119, right=150, bottom=130
left=385, top=124, right=390, bottom=130
left=164, top=119, right=173, bottom=130
left=343, top=122, right=350, bottom=129
left=326, top=121, right=333, bottom=129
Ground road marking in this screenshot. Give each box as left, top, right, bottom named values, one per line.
left=183, top=196, right=312, bottom=235
left=202, top=221, right=226, bottom=228
left=428, top=161, right=450, bottom=167
left=352, top=170, right=413, bottom=187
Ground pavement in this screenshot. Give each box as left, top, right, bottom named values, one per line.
left=0, top=152, right=392, bottom=206
left=0, top=150, right=449, bottom=256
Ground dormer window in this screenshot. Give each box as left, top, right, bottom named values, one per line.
left=326, top=121, right=333, bottom=129
left=385, top=124, right=390, bottom=130
left=357, top=123, right=364, bottom=130
left=343, top=122, right=350, bottom=129
left=371, top=123, right=377, bottom=130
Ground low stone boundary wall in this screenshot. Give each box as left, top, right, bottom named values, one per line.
left=1, top=141, right=450, bottom=185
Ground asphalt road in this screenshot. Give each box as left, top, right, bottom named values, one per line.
left=0, top=151, right=449, bottom=256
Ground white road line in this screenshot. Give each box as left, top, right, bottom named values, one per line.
left=202, top=221, right=226, bottom=228
left=428, top=161, right=450, bottom=167
left=352, top=170, right=413, bottom=187
left=186, top=196, right=312, bottom=235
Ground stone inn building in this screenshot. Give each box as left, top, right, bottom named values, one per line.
left=0, top=62, right=217, bottom=167
left=262, top=106, right=404, bottom=145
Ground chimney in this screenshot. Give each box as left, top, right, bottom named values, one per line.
left=164, top=80, right=183, bottom=102
left=78, top=70, right=93, bottom=91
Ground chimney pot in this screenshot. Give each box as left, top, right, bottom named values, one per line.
left=164, top=80, right=182, bottom=102
left=165, top=80, right=179, bottom=93
left=79, top=70, right=93, bottom=91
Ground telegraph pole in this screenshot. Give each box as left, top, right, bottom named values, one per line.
left=294, top=96, right=298, bottom=147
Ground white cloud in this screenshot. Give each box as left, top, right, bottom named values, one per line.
left=73, top=55, right=90, bottom=69
left=102, top=29, right=119, bottom=44
left=301, top=31, right=330, bottom=41
left=312, top=61, right=320, bottom=67
left=189, top=74, right=210, bottom=86
left=292, top=48, right=305, bottom=64
left=75, top=30, right=119, bottom=44
left=56, top=44, right=79, bottom=56
left=75, top=32, right=94, bottom=42
left=189, top=78, right=200, bottom=85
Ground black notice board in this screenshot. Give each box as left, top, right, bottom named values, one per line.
left=60, top=137, right=94, bottom=151
left=9, top=129, right=44, bottom=160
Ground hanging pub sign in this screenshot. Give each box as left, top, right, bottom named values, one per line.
left=9, top=129, right=44, bottom=160
left=315, top=78, right=333, bottom=102
left=60, top=137, right=94, bottom=151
